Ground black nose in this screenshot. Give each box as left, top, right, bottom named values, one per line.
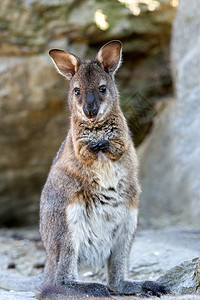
left=84, top=92, right=99, bottom=119
left=84, top=105, right=98, bottom=119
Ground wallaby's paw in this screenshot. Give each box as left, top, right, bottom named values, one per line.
left=84, top=283, right=110, bottom=297
left=98, top=140, right=109, bottom=153
left=65, top=281, right=110, bottom=297
left=87, top=141, right=101, bottom=153
left=141, top=281, right=171, bottom=297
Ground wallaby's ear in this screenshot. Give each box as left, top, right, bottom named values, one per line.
left=95, top=40, right=122, bottom=75
left=49, top=49, right=81, bottom=80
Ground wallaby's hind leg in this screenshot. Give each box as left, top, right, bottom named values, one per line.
left=55, top=239, right=78, bottom=284
left=42, top=232, right=110, bottom=297
left=40, top=189, right=110, bottom=297
left=44, top=235, right=110, bottom=297
left=40, top=195, right=79, bottom=285
left=107, top=208, right=171, bottom=297
left=53, top=215, right=110, bottom=297
left=42, top=250, right=59, bottom=285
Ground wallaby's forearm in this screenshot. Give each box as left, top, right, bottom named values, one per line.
left=74, top=127, right=129, bottom=163
left=75, top=139, right=98, bottom=164
left=106, top=138, right=128, bottom=160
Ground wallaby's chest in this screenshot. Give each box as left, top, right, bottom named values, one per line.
left=93, top=152, right=125, bottom=189
left=66, top=156, right=129, bottom=267
left=81, top=126, right=114, bottom=143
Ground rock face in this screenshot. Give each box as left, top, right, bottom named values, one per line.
left=0, top=0, right=176, bottom=226
left=139, top=0, right=200, bottom=227
left=158, top=257, right=200, bottom=295
left=0, top=56, right=68, bottom=226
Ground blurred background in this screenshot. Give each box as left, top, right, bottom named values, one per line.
left=0, top=0, right=199, bottom=229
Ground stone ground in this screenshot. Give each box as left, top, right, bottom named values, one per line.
left=0, top=226, right=200, bottom=300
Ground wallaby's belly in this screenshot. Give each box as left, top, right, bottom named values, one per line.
left=66, top=155, right=137, bottom=267
left=66, top=200, right=130, bottom=267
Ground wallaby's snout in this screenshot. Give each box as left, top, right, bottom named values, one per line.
left=83, top=92, right=99, bottom=121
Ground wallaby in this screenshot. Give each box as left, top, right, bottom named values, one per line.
left=0, top=41, right=170, bottom=298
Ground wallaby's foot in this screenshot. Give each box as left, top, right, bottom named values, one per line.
left=37, top=282, right=110, bottom=298
left=87, top=140, right=109, bottom=154
left=64, top=281, right=110, bottom=297
left=109, top=280, right=171, bottom=297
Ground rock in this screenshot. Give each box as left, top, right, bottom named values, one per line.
left=0, top=55, right=68, bottom=226
left=171, top=1, right=200, bottom=76
left=139, top=0, right=200, bottom=227
left=0, top=0, right=176, bottom=226
left=0, top=290, right=35, bottom=300
left=157, top=257, right=200, bottom=295
left=0, top=0, right=175, bottom=55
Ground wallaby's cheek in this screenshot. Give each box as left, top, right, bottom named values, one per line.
left=74, top=101, right=84, bottom=117
left=97, top=99, right=112, bottom=121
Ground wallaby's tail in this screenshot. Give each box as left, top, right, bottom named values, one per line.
left=0, top=271, right=43, bottom=292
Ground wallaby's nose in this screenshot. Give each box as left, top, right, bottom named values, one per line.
left=84, top=105, right=98, bottom=119
left=84, top=92, right=98, bottom=120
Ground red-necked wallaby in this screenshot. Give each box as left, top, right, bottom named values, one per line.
left=0, top=41, right=170, bottom=299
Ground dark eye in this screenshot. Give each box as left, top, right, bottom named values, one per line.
left=74, top=87, right=80, bottom=96
left=99, top=85, right=107, bottom=95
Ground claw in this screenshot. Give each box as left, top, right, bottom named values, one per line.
left=142, top=281, right=171, bottom=297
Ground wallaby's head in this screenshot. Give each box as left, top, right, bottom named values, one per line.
left=49, top=40, right=122, bottom=124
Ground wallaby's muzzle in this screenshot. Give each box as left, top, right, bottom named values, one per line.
left=83, top=91, right=99, bottom=121
left=83, top=105, right=98, bottom=120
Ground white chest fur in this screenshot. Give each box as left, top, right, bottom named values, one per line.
left=93, top=153, right=125, bottom=189
left=66, top=201, right=138, bottom=268
left=66, top=155, right=138, bottom=268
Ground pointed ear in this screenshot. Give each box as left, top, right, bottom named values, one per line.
left=95, top=40, right=122, bottom=75
left=49, top=49, right=81, bottom=80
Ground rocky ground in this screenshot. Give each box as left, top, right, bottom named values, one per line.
left=0, top=226, right=200, bottom=299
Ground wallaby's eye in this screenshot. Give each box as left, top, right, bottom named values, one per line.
left=99, top=85, right=107, bottom=95
left=74, top=87, right=80, bottom=96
